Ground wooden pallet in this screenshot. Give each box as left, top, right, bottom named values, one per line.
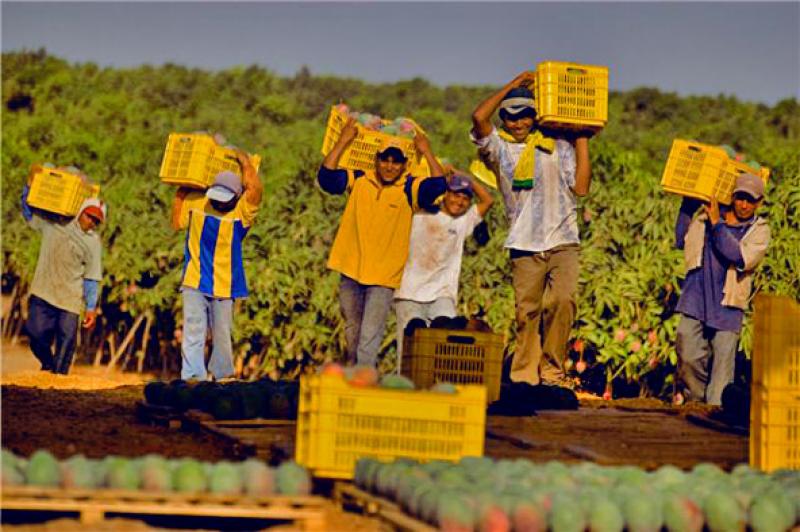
left=334, top=482, right=435, bottom=532
left=2, top=485, right=329, bottom=530
left=181, top=409, right=296, bottom=464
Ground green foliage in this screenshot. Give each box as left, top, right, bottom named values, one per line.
left=2, top=51, right=798, bottom=391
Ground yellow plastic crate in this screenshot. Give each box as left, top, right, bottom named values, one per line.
left=27, top=166, right=100, bottom=217
left=749, top=384, right=800, bottom=472
left=295, top=373, right=486, bottom=479
left=533, top=61, right=609, bottom=131
left=661, top=139, right=770, bottom=204
left=320, top=106, right=429, bottom=176
left=159, top=133, right=261, bottom=189
left=401, top=329, right=504, bottom=404
left=753, top=295, right=800, bottom=389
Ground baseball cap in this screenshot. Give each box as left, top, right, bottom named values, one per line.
left=733, top=173, right=764, bottom=200
left=79, top=197, right=106, bottom=224
left=206, top=171, right=243, bottom=202
left=376, top=137, right=408, bottom=162
left=500, top=87, right=536, bottom=118
left=447, top=174, right=474, bottom=197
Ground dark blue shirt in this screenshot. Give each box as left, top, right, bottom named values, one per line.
left=675, top=199, right=752, bottom=332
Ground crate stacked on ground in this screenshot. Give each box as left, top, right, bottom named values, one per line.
left=661, top=140, right=771, bottom=204
left=532, top=61, right=609, bottom=132
left=320, top=105, right=430, bottom=176
left=159, top=133, right=262, bottom=189
left=27, top=165, right=100, bottom=217
left=750, top=294, right=800, bottom=472
left=402, top=328, right=504, bottom=404
left=295, top=373, right=486, bottom=479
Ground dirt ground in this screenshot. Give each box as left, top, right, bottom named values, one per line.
left=1, top=340, right=749, bottom=530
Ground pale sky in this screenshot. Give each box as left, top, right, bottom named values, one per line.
left=3, top=1, right=799, bottom=104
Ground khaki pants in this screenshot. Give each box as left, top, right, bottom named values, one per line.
left=509, top=244, right=580, bottom=385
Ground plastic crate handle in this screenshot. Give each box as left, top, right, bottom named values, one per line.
left=446, top=335, right=476, bottom=345
left=688, top=146, right=702, bottom=152
left=567, top=67, right=588, bottom=75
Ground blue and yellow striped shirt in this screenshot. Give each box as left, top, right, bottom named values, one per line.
left=178, top=192, right=259, bottom=299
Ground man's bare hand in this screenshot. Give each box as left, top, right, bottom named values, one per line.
left=510, top=71, right=537, bottom=88
left=340, top=118, right=359, bottom=145
left=705, top=196, right=721, bottom=225
left=82, top=310, right=97, bottom=329
left=413, top=130, right=432, bottom=155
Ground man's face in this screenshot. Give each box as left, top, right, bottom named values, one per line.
left=442, top=190, right=471, bottom=217
left=78, top=211, right=101, bottom=233
left=502, top=115, right=534, bottom=142
left=732, top=192, right=761, bottom=221
left=375, top=155, right=407, bottom=184
left=210, top=196, right=238, bottom=213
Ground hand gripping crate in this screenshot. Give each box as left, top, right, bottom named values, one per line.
left=753, top=294, right=800, bottom=390
left=27, top=166, right=100, bottom=217
left=660, top=139, right=770, bottom=204
left=295, top=374, right=486, bottom=479
left=401, top=329, right=504, bottom=404
left=533, top=61, right=609, bottom=131
left=749, top=384, right=800, bottom=472
left=320, top=106, right=429, bottom=176
left=159, top=133, right=262, bottom=189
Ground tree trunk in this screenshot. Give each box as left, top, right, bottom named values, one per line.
left=106, top=314, right=145, bottom=373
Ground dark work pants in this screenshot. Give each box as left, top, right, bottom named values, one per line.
left=25, top=295, right=80, bottom=374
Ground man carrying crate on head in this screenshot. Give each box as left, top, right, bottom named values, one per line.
left=318, top=118, right=447, bottom=368
left=393, top=166, right=494, bottom=367
left=171, top=151, right=262, bottom=381
left=674, top=173, right=770, bottom=406
left=471, top=71, right=593, bottom=388
left=21, top=171, right=105, bottom=375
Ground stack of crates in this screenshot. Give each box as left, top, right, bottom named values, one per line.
left=27, top=165, right=100, bottom=217
left=750, top=294, right=800, bottom=472
left=661, top=139, right=770, bottom=204
left=295, top=373, right=486, bottom=479
left=159, top=133, right=262, bottom=189
left=533, top=61, right=609, bottom=132
left=320, top=106, right=428, bottom=176
left=402, top=329, right=504, bottom=404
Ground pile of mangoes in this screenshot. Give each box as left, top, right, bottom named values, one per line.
left=143, top=379, right=299, bottom=420
left=319, top=362, right=457, bottom=393
left=355, top=456, right=800, bottom=532
left=2, top=448, right=311, bottom=496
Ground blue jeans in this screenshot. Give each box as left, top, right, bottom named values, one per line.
left=339, top=275, right=394, bottom=367
left=25, top=294, right=79, bottom=374
left=676, top=314, right=739, bottom=406
left=181, top=288, right=234, bottom=381
left=394, top=297, right=456, bottom=372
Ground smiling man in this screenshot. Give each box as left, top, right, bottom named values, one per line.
left=318, top=118, right=445, bottom=368
left=674, top=173, right=771, bottom=405
left=393, top=169, right=494, bottom=367
left=471, top=71, right=592, bottom=388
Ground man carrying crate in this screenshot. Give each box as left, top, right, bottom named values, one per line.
left=674, top=173, right=770, bottom=406
left=318, top=118, right=446, bottom=368
left=471, top=71, right=593, bottom=388
left=171, top=151, right=262, bottom=381
left=21, top=174, right=105, bottom=375
left=393, top=167, right=494, bottom=367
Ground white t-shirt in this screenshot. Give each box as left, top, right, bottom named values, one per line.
left=394, top=205, right=483, bottom=303
left=471, top=127, right=579, bottom=252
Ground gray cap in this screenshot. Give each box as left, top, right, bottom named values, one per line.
left=206, top=171, right=243, bottom=202
left=733, top=173, right=764, bottom=200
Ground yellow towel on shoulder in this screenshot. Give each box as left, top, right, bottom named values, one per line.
left=471, top=130, right=555, bottom=190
